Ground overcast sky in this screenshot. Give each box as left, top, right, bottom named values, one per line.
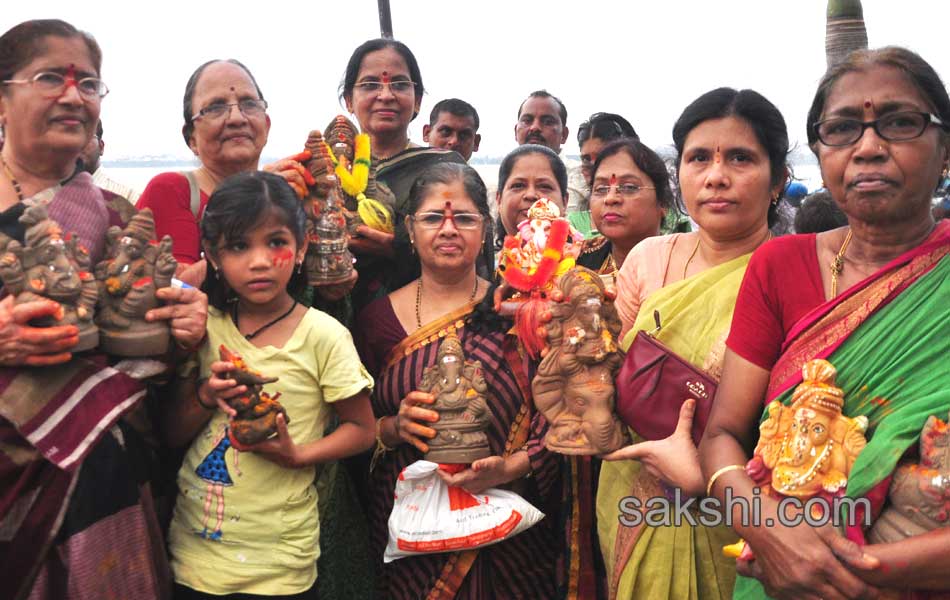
left=6, top=1, right=950, bottom=161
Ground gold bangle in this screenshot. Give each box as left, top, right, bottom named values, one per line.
left=706, top=464, right=745, bottom=497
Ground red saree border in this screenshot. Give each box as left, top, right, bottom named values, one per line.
left=767, top=222, right=950, bottom=400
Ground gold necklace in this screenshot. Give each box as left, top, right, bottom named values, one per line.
left=416, top=276, right=479, bottom=329
left=683, top=230, right=772, bottom=280
left=829, top=228, right=853, bottom=298
left=682, top=236, right=701, bottom=280
left=0, top=155, right=24, bottom=202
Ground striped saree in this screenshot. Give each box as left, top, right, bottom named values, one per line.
left=364, top=299, right=561, bottom=599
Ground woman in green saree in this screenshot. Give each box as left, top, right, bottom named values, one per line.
left=701, top=47, right=950, bottom=599
left=596, top=88, right=791, bottom=600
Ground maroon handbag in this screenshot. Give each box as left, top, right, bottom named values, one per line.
left=615, top=311, right=717, bottom=446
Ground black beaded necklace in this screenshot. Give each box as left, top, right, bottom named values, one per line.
left=1, top=155, right=24, bottom=202
left=232, top=300, right=298, bottom=340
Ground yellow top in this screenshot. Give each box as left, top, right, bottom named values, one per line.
left=168, top=307, right=373, bottom=595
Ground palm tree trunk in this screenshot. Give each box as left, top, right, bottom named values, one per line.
left=826, top=0, right=868, bottom=69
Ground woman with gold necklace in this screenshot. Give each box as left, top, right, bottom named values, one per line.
left=703, top=47, right=950, bottom=600
left=576, top=137, right=673, bottom=284
left=596, top=87, right=789, bottom=600
left=355, top=162, right=561, bottom=599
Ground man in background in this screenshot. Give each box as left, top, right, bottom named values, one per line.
left=422, top=98, right=481, bottom=162
left=80, top=120, right=140, bottom=204
left=514, top=89, right=569, bottom=154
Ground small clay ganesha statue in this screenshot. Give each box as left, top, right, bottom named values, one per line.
left=219, top=345, right=289, bottom=450
left=418, top=333, right=491, bottom=464
left=300, top=130, right=356, bottom=286
left=724, top=359, right=868, bottom=558
left=0, top=204, right=99, bottom=351
left=532, top=266, right=627, bottom=455
left=94, top=208, right=177, bottom=357
left=869, top=410, right=950, bottom=544
left=749, top=359, right=868, bottom=500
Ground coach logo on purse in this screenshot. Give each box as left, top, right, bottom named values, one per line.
left=686, top=380, right=709, bottom=399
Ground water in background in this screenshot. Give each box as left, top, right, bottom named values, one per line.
left=108, top=161, right=824, bottom=200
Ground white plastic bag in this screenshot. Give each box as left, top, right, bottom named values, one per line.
left=384, top=460, right=544, bottom=563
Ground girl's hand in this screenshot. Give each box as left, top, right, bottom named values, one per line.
left=198, top=360, right=245, bottom=417
left=349, top=225, right=395, bottom=258
left=263, top=151, right=315, bottom=199
left=437, top=455, right=521, bottom=495
left=247, top=413, right=301, bottom=468
left=147, top=286, right=208, bottom=350
left=601, top=399, right=704, bottom=496
left=0, top=296, right=78, bottom=366
left=396, top=391, right=438, bottom=453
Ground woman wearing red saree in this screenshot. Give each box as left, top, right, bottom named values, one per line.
left=701, top=47, right=950, bottom=599
left=355, top=162, right=560, bottom=599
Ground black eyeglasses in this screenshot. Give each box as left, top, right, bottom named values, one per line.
left=412, top=211, right=483, bottom=230
left=813, top=111, right=948, bottom=147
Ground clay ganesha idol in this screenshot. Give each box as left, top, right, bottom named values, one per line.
left=94, top=208, right=177, bottom=357
left=724, top=359, right=868, bottom=558
left=0, top=204, right=99, bottom=351
left=219, top=345, right=289, bottom=449
left=323, top=115, right=395, bottom=233
left=300, top=130, right=356, bottom=286
left=531, top=266, right=626, bottom=455
left=418, top=333, right=492, bottom=464
left=869, top=410, right=950, bottom=544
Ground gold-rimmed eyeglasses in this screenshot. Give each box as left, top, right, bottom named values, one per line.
left=191, top=99, right=268, bottom=122
left=2, top=71, right=109, bottom=100
left=590, top=183, right=655, bottom=200
left=352, top=80, right=416, bottom=95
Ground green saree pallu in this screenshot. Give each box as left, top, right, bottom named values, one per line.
left=598, top=253, right=752, bottom=600
left=735, top=227, right=950, bottom=600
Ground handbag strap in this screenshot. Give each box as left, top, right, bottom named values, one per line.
left=182, top=171, right=201, bottom=220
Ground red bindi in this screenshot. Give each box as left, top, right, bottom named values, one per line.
left=714, top=145, right=722, bottom=164
left=381, top=71, right=391, bottom=84
left=864, top=100, right=873, bottom=109
left=608, top=174, right=617, bottom=186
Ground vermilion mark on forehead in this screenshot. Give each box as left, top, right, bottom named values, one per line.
left=864, top=100, right=873, bottom=109
left=714, top=145, right=722, bottom=164
left=609, top=174, right=617, bottom=186
left=230, top=86, right=236, bottom=92
left=66, top=64, right=76, bottom=79
left=381, top=71, right=390, bottom=84
left=272, top=248, right=294, bottom=268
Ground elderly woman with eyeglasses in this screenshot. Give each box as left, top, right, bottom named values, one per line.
left=136, top=58, right=271, bottom=271
left=0, top=19, right=207, bottom=598
left=701, top=46, right=950, bottom=600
